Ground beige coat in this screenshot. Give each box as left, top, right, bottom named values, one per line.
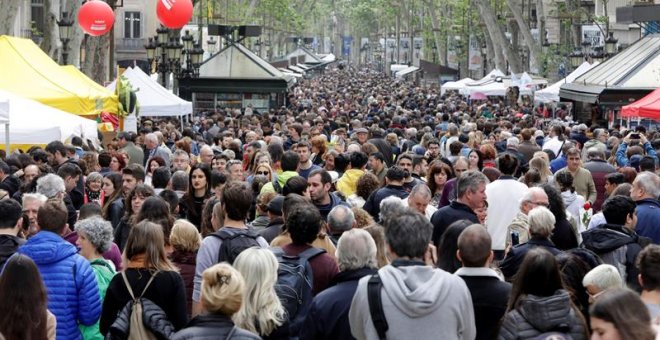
left=556, top=167, right=597, bottom=204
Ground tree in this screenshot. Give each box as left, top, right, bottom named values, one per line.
left=0, top=0, right=21, bottom=35
left=506, top=0, right=542, bottom=72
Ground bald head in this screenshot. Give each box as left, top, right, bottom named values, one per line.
left=457, top=224, right=492, bottom=267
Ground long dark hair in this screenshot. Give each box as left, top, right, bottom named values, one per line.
left=508, top=247, right=565, bottom=311
left=102, top=173, right=123, bottom=219
left=436, top=220, right=472, bottom=273
left=541, top=183, right=567, bottom=221
left=135, top=196, right=174, bottom=243
left=590, top=288, right=655, bottom=340
left=427, top=160, right=454, bottom=195
left=0, top=254, right=49, bottom=339
left=186, top=163, right=212, bottom=198
left=124, top=184, right=156, bottom=221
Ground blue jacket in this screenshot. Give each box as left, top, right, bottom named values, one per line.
left=616, top=142, right=658, bottom=167
left=300, top=267, right=376, bottom=340
left=19, top=231, right=102, bottom=340
left=550, top=155, right=567, bottom=173
left=635, top=198, right=660, bottom=244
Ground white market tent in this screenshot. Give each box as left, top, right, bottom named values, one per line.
left=0, top=89, right=98, bottom=149
left=534, top=62, right=599, bottom=104
left=441, top=78, right=474, bottom=95
left=107, top=67, right=193, bottom=117
left=395, top=66, right=420, bottom=79
left=0, top=97, right=8, bottom=150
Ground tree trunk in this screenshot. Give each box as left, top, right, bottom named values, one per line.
left=506, top=0, right=542, bottom=73
left=424, top=0, right=445, bottom=66
left=0, top=0, right=20, bottom=35
left=42, top=0, right=61, bottom=60
left=475, top=0, right=509, bottom=71
left=81, top=35, right=110, bottom=84
left=64, top=0, right=83, bottom=67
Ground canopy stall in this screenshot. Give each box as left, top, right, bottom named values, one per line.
left=535, top=62, right=598, bottom=104
left=0, top=90, right=99, bottom=151
left=621, top=87, right=660, bottom=120
left=107, top=67, right=192, bottom=117
left=441, top=78, right=474, bottom=95
left=0, top=97, right=8, bottom=151
left=395, top=66, right=421, bottom=79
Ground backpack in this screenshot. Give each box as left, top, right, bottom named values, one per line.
left=272, top=179, right=283, bottom=194
left=271, top=247, right=326, bottom=335
left=211, top=228, right=261, bottom=265
left=106, top=271, right=175, bottom=340
left=367, top=273, right=388, bottom=340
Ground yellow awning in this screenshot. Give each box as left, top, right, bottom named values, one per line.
left=0, top=35, right=118, bottom=116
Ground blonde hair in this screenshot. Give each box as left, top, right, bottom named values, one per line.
left=201, top=263, right=245, bottom=315
left=529, top=156, right=552, bottom=182
left=364, top=224, right=389, bottom=268
left=169, top=219, right=202, bottom=253
left=122, top=220, right=177, bottom=272
left=232, top=248, right=286, bottom=336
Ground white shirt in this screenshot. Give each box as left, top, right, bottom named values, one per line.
left=486, top=178, right=529, bottom=251
left=542, top=137, right=564, bottom=158
left=402, top=196, right=437, bottom=220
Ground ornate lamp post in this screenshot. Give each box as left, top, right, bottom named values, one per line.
left=569, top=48, right=584, bottom=69
left=145, top=27, right=205, bottom=90
left=57, top=12, right=74, bottom=65
left=605, top=32, right=618, bottom=56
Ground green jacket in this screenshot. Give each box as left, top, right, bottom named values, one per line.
left=80, top=259, right=116, bottom=340
left=260, top=170, right=299, bottom=194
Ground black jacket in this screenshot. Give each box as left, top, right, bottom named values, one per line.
left=581, top=224, right=651, bottom=291
left=300, top=267, right=376, bottom=340
left=0, top=234, right=25, bottom=270
left=363, top=184, right=409, bottom=220
left=457, top=270, right=512, bottom=340
left=431, top=201, right=479, bottom=247
left=500, top=238, right=561, bottom=281
left=259, top=217, right=284, bottom=244
left=171, top=314, right=261, bottom=340
left=0, top=175, right=21, bottom=197
left=551, top=218, right=579, bottom=251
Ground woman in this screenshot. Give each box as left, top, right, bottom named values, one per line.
left=590, top=288, right=656, bottom=340
left=282, top=176, right=311, bottom=199
left=135, top=196, right=175, bottom=249
left=180, top=164, right=212, bottom=231
left=556, top=171, right=586, bottom=227
left=427, top=160, right=454, bottom=207
left=145, top=156, right=166, bottom=186
left=386, top=133, right=401, bottom=160
left=498, top=248, right=588, bottom=340
left=542, top=183, right=579, bottom=250
left=438, top=157, right=470, bottom=208
left=437, top=220, right=473, bottom=273
left=0, top=254, right=56, bottom=340
left=364, top=224, right=389, bottom=268
left=81, top=152, right=100, bottom=175
left=171, top=263, right=260, bottom=340
left=311, top=135, right=327, bottom=166
left=170, top=219, right=202, bottom=317
left=557, top=250, right=599, bottom=322
left=347, top=172, right=380, bottom=208
left=84, top=172, right=105, bottom=206
left=527, top=156, right=553, bottom=184
left=109, top=151, right=126, bottom=173
left=468, top=149, right=484, bottom=171
left=75, top=217, right=116, bottom=339
left=233, top=248, right=289, bottom=339
left=101, top=173, right=124, bottom=223
left=323, top=150, right=340, bottom=172
left=479, top=143, right=498, bottom=168
left=251, top=163, right=274, bottom=184
left=114, top=184, right=155, bottom=251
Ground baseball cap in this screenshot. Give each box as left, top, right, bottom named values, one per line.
left=266, top=195, right=284, bottom=215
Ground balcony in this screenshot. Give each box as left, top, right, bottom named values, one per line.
left=115, top=38, right=148, bottom=52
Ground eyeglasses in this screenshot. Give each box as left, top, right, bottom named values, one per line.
left=256, top=171, right=270, bottom=176
left=529, top=201, right=550, bottom=207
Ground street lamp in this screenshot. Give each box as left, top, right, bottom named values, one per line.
left=581, top=40, right=592, bottom=57
left=57, top=12, right=74, bottom=65
left=605, top=32, right=618, bottom=56
left=569, top=48, right=584, bottom=68
left=145, top=27, right=205, bottom=89
left=542, top=38, right=551, bottom=54
left=207, top=36, right=217, bottom=55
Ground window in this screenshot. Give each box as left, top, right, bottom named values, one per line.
left=124, top=11, right=141, bottom=38
left=31, top=0, right=45, bottom=36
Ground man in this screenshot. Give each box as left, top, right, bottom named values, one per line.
left=426, top=139, right=441, bottom=161
left=506, top=187, right=550, bottom=246
left=337, top=151, right=368, bottom=197
left=637, top=244, right=660, bottom=318
left=171, top=149, right=191, bottom=173
left=284, top=123, right=303, bottom=150
left=211, top=154, right=229, bottom=172
left=45, top=141, right=85, bottom=208
left=296, top=141, right=321, bottom=179
left=170, top=170, right=189, bottom=198
left=0, top=199, right=24, bottom=268
left=0, top=160, right=20, bottom=197
left=259, top=195, right=285, bottom=243
left=604, top=172, right=625, bottom=197
left=502, top=137, right=527, bottom=175
left=456, top=225, right=512, bottom=340
left=21, top=193, right=47, bottom=239
left=118, top=131, right=144, bottom=166
left=226, top=159, right=244, bottom=181
left=98, top=152, right=113, bottom=176
left=486, top=154, right=529, bottom=258
left=261, top=151, right=299, bottom=194
left=582, top=196, right=651, bottom=290
left=555, top=148, right=597, bottom=205
left=368, top=152, right=388, bottom=184
left=411, top=154, right=428, bottom=182
left=401, top=183, right=437, bottom=220
left=19, top=199, right=102, bottom=339
left=36, top=173, right=77, bottom=229
left=441, top=123, right=459, bottom=158
left=570, top=123, right=589, bottom=147
left=22, top=164, right=41, bottom=185
left=349, top=210, right=476, bottom=340
left=199, top=145, right=214, bottom=167
left=192, top=182, right=269, bottom=316
left=363, top=166, right=409, bottom=220
left=327, top=205, right=356, bottom=244
left=152, top=167, right=171, bottom=195
left=431, top=171, right=488, bottom=247
left=367, top=129, right=394, bottom=167
left=581, top=128, right=609, bottom=161
left=631, top=171, right=660, bottom=243
left=542, top=124, right=566, bottom=159
left=549, top=141, right=574, bottom=173
left=144, top=132, right=171, bottom=168
left=57, top=163, right=82, bottom=197
left=517, top=128, right=541, bottom=163
left=307, top=169, right=350, bottom=220
left=583, top=148, right=616, bottom=212
left=107, top=164, right=145, bottom=229
left=396, top=153, right=421, bottom=193
left=301, top=229, right=377, bottom=340
left=354, top=127, right=369, bottom=145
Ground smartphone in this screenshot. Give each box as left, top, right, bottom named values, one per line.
left=630, top=133, right=640, bottom=139
left=511, top=231, right=520, bottom=246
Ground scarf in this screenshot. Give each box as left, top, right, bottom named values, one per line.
left=127, top=254, right=147, bottom=269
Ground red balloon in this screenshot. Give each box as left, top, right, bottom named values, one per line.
left=157, top=0, right=193, bottom=29
left=77, top=1, right=115, bottom=36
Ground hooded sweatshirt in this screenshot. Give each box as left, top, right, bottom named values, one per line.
left=560, top=190, right=585, bottom=224
left=349, top=261, right=476, bottom=340
left=19, top=231, right=102, bottom=340
left=0, top=234, right=25, bottom=270
left=260, top=170, right=298, bottom=195
left=498, top=289, right=587, bottom=340
left=336, top=169, right=365, bottom=197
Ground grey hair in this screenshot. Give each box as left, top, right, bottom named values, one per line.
left=171, top=171, right=189, bottom=192
left=507, top=137, right=520, bottom=148
left=22, top=193, right=47, bottom=205
left=75, top=216, right=114, bottom=254
left=173, top=149, right=190, bottom=159
left=456, top=171, right=489, bottom=198
left=335, top=229, right=377, bottom=271
left=587, top=148, right=605, bottom=160
left=582, top=264, right=623, bottom=291
left=145, top=133, right=158, bottom=144
left=593, top=128, right=606, bottom=139
left=519, top=187, right=545, bottom=208
left=328, top=205, right=355, bottom=233
left=379, top=196, right=405, bottom=224
left=410, top=183, right=432, bottom=199
left=383, top=210, right=432, bottom=259
left=87, top=172, right=103, bottom=183
left=36, top=174, right=65, bottom=198
left=528, top=206, right=555, bottom=238
left=633, top=171, right=660, bottom=198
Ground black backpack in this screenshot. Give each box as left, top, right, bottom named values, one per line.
left=271, top=247, right=325, bottom=336
left=210, top=228, right=261, bottom=265
left=367, top=273, right=388, bottom=340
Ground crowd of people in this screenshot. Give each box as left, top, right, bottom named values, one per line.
left=0, top=65, right=659, bottom=340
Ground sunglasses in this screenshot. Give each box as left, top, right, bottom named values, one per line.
left=256, top=171, right=270, bottom=176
